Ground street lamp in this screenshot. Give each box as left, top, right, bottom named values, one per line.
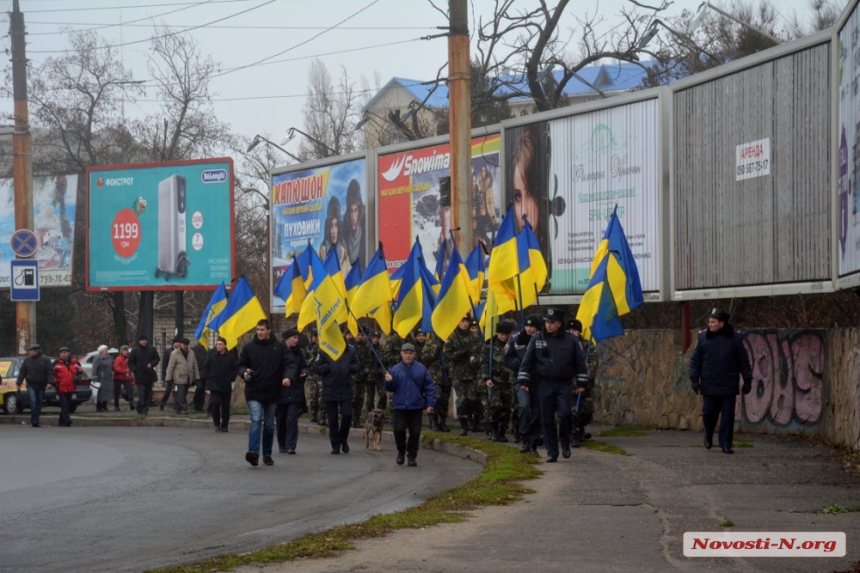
left=246, top=134, right=300, bottom=161
left=281, top=127, right=338, bottom=156
left=355, top=113, right=371, bottom=130
left=400, top=101, right=420, bottom=122
left=637, top=19, right=724, bottom=63
left=687, top=2, right=781, bottom=45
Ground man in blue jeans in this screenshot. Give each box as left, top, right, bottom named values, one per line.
left=16, top=344, right=55, bottom=428
left=237, top=319, right=289, bottom=467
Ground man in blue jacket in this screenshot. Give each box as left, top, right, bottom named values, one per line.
left=689, top=308, right=753, bottom=454
left=384, top=343, right=437, bottom=467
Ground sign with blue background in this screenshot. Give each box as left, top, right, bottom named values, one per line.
left=87, top=159, right=234, bottom=291
left=10, top=259, right=39, bottom=301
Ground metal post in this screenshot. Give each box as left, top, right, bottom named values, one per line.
left=175, top=291, right=184, bottom=338
left=11, top=0, right=35, bottom=355
left=448, top=0, right=472, bottom=250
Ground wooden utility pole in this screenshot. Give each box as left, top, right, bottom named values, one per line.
left=448, top=0, right=472, bottom=250
left=10, top=0, right=35, bottom=355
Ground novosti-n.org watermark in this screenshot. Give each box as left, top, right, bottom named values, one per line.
left=683, top=532, right=846, bottom=557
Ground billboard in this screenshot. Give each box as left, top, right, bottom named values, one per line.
left=378, top=134, right=501, bottom=271
left=506, top=99, right=661, bottom=295
left=86, top=159, right=234, bottom=291
left=839, top=7, right=860, bottom=277
left=0, top=174, right=78, bottom=289
left=270, top=158, right=367, bottom=312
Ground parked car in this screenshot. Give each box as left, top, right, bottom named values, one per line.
left=0, top=356, right=93, bottom=415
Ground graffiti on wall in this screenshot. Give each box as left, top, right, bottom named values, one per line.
left=740, top=330, right=824, bottom=429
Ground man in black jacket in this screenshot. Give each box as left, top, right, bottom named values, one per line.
left=128, top=334, right=160, bottom=415
left=689, top=308, right=753, bottom=454
left=505, top=314, right=541, bottom=452
left=16, top=344, right=54, bottom=427
left=313, top=335, right=360, bottom=454
left=518, top=308, right=588, bottom=463
left=202, top=337, right=238, bottom=432
left=277, top=329, right=307, bottom=454
left=237, top=319, right=290, bottom=467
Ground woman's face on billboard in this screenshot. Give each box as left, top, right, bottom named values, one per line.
left=329, top=217, right=339, bottom=244
left=513, top=162, right=538, bottom=233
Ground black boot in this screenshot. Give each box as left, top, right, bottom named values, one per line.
left=459, top=416, right=469, bottom=436
left=129, top=400, right=135, bottom=411
left=513, top=430, right=521, bottom=444
left=570, top=429, right=581, bottom=448
left=497, top=428, right=508, bottom=443
left=429, top=413, right=438, bottom=431
left=487, top=423, right=498, bottom=442
left=438, top=416, right=451, bottom=432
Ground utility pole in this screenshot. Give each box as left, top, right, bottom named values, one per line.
left=10, top=0, right=35, bottom=355
left=448, top=0, right=472, bottom=250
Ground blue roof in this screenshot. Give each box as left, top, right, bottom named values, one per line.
left=363, top=61, right=656, bottom=112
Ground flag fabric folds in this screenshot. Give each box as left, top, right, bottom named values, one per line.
left=309, top=248, right=347, bottom=360
left=487, top=205, right=519, bottom=300
left=323, top=247, right=348, bottom=324
left=576, top=206, right=644, bottom=342
left=298, top=248, right=326, bottom=330
left=194, top=282, right=227, bottom=350
left=434, top=241, right=447, bottom=282
left=520, top=219, right=547, bottom=293
left=344, top=259, right=362, bottom=336
left=392, top=240, right=425, bottom=338
left=352, top=247, right=393, bottom=320
left=464, top=244, right=486, bottom=299
left=274, top=260, right=306, bottom=316
left=431, top=241, right=475, bottom=341
left=209, top=277, right=267, bottom=350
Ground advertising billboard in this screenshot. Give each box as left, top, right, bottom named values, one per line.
left=378, top=134, right=501, bottom=272
left=86, top=159, right=234, bottom=291
left=270, top=158, right=367, bottom=312
left=0, top=174, right=78, bottom=289
left=839, top=7, right=860, bottom=277
left=505, top=99, right=661, bottom=295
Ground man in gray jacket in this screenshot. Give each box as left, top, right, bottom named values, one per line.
left=165, top=338, right=200, bottom=415
left=16, top=344, right=55, bottom=427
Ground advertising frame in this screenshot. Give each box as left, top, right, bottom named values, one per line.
left=85, top=157, right=236, bottom=293
left=268, top=150, right=370, bottom=314
left=500, top=87, right=669, bottom=305
left=668, top=28, right=835, bottom=301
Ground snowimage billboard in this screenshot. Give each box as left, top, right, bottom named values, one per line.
left=506, top=99, right=660, bottom=296
left=378, top=134, right=501, bottom=272
left=0, top=174, right=78, bottom=288
left=270, top=158, right=367, bottom=312
left=86, top=159, right=234, bottom=291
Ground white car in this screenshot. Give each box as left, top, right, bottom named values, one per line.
left=80, top=348, right=119, bottom=402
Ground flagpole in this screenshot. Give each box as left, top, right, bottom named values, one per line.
left=515, top=272, right=526, bottom=326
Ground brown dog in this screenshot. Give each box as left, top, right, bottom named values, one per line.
left=365, top=408, right=384, bottom=451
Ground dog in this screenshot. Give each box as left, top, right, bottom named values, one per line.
left=365, top=408, right=384, bottom=451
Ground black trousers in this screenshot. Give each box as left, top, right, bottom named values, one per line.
left=539, top=383, right=572, bottom=457
left=136, top=381, right=152, bottom=414
left=277, top=402, right=303, bottom=450
left=192, top=379, right=207, bottom=411
left=702, top=394, right=737, bottom=448
left=393, top=409, right=423, bottom=459
left=517, top=384, right=542, bottom=444
left=58, top=392, right=73, bottom=426
left=159, top=380, right=175, bottom=409
left=325, top=399, right=352, bottom=450
left=209, top=389, right=231, bottom=429
left=113, top=379, right=134, bottom=408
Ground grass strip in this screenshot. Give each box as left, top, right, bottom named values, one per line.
left=583, top=439, right=629, bottom=456
left=599, top=426, right=649, bottom=437
left=143, top=432, right=541, bottom=573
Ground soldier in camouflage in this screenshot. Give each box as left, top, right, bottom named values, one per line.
left=304, top=330, right=325, bottom=426
left=364, top=330, right=387, bottom=412
left=567, top=319, right=596, bottom=447
left=480, top=319, right=516, bottom=442
left=468, top=318, right=485, bottom=432
left=351, top=329, right=370, bottom=428
left=443, top=317, right=483, bottom=436
left=422, top=334, right=451, bottom=432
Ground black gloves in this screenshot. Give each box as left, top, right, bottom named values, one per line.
left=690, top=378, right=701, bottom=395
left=742, top=380, right=752, bottom=395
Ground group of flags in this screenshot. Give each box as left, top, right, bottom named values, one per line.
left=193, top=203, right=643, bottom=358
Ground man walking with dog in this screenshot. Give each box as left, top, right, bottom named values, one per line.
left=384, top=342, right=436, bottom=466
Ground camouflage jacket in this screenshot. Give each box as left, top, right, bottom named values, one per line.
left=304, top=344, right=321, bottom=383
left=480, top=336, right=514, bottom=386
left=443, top=329, right=482, bottom=381
left=421, top=337, right=450, bottom=386
left=381, top=333, right=406, bottom=370
left=355, top=339, right=384, bottom=385
left=578, top=336, right=599, bottom=381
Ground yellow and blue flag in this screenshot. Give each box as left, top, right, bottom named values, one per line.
left=323, top=247, right=348, bottom=324
left=274, top=260, right=306, bottom=316
left=520, top=219, right=547, bottom=293
left=392, top=240, right=425, bottom=338
left=464, top=244, right=486, bottom=299
left=309, top=248, right=347, bottom=360
left=431, top=241, right=475, bottom=341
left=344, top=258, right=362, bottom=336
left=209, top=277, right=267, bottom=350
left=353, top=246, right=393, bottom=319
left=576, top=206, right=643, bottom=342
left=298, top=248, right=326, bottom=330
left=488, top=205, right=519, bottom=302
left=194, top=282, right=227, bottom=350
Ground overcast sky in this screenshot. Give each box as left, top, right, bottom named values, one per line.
left=0, top=0, right=847, bottom=160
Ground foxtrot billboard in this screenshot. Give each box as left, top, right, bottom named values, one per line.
left=270, top=158, right=367, bottom=312
left=377, top=134, right=501, bottom=272
left=0, top=174, right=78, bottom=288
left=86, top=159, right=235, bottom=291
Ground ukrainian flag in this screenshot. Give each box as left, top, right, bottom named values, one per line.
left=576, top=206, right=643, bottom=341
left=431, top=242, right=474, bottom=341
left=309, top=251, right=347, bottom=360
left=209, top=277, right=267, bottom=350
left=464, top=244, right=486, bottom=299
left=520, top=219, right=547, bottom=292
left=353, top=246, right=393, bottom=319
left=392, top=240, right=424, bottom=338
left=298, top=248, right=326, bottom=330
left=344, top=258, right=362, bottom=336
left=274, top=261, right=306, bottom=316
left=194, top=282, right=227, bottom=350
left=434, top=241, right=447, bottom=282
left=323, top=247, right=348, bottom=324
left=419, top=263, right=438, bottom=335
left=296, top=245, right=313, bottom=288
left=488, top=206, right=519, bottom=301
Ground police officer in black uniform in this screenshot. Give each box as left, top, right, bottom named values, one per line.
left=518, top=308, right=588, bottom=463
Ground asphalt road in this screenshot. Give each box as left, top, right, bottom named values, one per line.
left=0, top=424, right=479, bottom=573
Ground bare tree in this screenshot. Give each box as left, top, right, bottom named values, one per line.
left=299, top=59, right=364, bottom=160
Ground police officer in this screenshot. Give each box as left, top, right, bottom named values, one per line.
left=506, top=314, right=542, bottom=454
left=689, top=307, right=753, bottom=454
left=567, top=319, right=596, bottom=448
left=518, top=308, right=588, bottom=462
left=443, top=316, right=482, bottom=436
left=481, top=319, right=516, bottom=442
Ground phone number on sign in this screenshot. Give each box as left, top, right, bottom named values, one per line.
left=737, top=159, right=769, bottom=177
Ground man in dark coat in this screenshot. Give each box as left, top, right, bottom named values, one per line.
left=237, top=319, right=290, bottom=467
left=506, top=314, right=542, bottom=454
left=689, top=307, right=753, bottom=454
left=313, top=336, right=360, bottom=454
left=201, top=337, right=238, bottom=432
left=277, top=329, right=308, bottom=454
left=128, top=334, right=160, bottom=415
left=384, top=343, right=436, bottom=466
left=16, top=344, right=55, bottom=427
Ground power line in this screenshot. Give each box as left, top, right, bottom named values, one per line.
left=19, top=0, right=254, bottom=13
left=27, top=0, right=275, bottom=53
left=25, top=22, right=436, bottom=32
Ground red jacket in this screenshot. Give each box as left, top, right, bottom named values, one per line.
left=53, top=358, right=84, bottom=393
left=113, top=354, right=132, bottom=382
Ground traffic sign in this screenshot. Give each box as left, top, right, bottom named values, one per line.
left=10, top=259, right=39, bottom=301
left=10, top=229, right=38, bottom=258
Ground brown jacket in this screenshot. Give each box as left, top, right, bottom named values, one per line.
left=165, top=348, right=200, bottom=385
